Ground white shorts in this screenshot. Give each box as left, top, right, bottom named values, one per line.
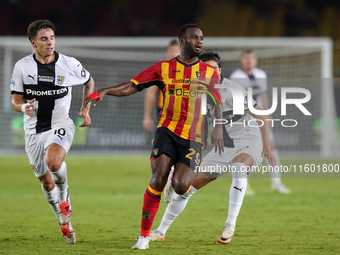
left=25, top=123, right=75, bottom=177
left=198, top=141, right=263, bottom=178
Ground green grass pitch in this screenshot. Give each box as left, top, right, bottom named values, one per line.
left=1, top=155, right=339, bottom=254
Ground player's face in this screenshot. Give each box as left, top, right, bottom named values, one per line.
left=183, top=28, right=203, bottom=58
left=165, top=44, right=180, bottom=60
left=30, top=28, right=55, bottom=58
left=240, top=53, right=257, bottom=71
left=205, top=60, right=221, bottom=76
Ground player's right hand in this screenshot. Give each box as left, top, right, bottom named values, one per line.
left=24, top=98, right=36, bottom=117
left=83, top=89, right=106, bottom=107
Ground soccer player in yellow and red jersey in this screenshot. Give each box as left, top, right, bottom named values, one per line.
left=83, top=23, right=224, bottom=250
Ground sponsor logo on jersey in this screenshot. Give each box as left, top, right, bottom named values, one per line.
left=57, top=76, right=65, bottom=85
left=171, top=70, right=181, bottom=73
left=28, top=74, right=36, bottom=81
left=25, top=87, right=68, bottom=96
left=168, top=88, right=204, bottom=98
left=38, top=75, right=54, bottom=83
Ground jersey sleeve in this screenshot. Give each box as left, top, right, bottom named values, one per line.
left=10, top=62, right=24, bottom=95
left=131, top=62, right=164, bottom=91
left=65, top=57, right=91, bottom=86
left=207, top=68, right=222, bottom=105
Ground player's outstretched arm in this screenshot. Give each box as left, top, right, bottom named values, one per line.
left=246, top=105, right=277, bottom=167
left=83, top=82, right=139, bottom=107
left=211, top=102, right=224, bottom=154
left=79, top=77, right=95, bottom=127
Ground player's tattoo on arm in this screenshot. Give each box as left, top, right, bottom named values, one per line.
left=82, top=77, right=95, bottom=110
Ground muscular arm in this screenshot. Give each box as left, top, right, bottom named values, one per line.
left=84, top=82, right=139, bottom=107
left=12, top=94, right=35, bottom=117
left=210, top=102, right=224, bottom=154
left=78, top=77, right=95, bottom=127
left=143, top=86, right=158, bottom=132
left=246, top=105, right=276, bottom=167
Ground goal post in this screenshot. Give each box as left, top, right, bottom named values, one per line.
left=0, top=36, right=338, bottom=158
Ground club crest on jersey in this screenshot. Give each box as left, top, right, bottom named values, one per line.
left=153, top=148, right=159, bottom=156
left=196, top=71, right=202, bottom=78
left=57, top=76, right=65, bottom=85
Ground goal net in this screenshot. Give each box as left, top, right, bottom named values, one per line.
left=0, top=37, right=338, bottom=158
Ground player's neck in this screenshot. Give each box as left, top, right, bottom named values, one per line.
left=35, top=53, right=55, bottom=64
left=242, top=68, right=253, bottom=76
left=179, top=54, right=198, bottom=64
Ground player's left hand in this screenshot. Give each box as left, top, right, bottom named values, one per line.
left=262, top=145, right=277, bottom=167
left=78, top=108, right=91, bottom=127
left=211, top=125, right=224, bottom=154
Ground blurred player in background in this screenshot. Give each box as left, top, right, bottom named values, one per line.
left=229, top=49, right=290, bottom=195
left=10, top=20, right=95, bottom=244
left=149, top=50, right=276, bottom=244
left=143, top=40, right=180, bottom=133
left=83, top=23, right=224, bottom=250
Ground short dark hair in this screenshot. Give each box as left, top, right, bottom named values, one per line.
left=242, top=49, right=254, bottom=54
left=27, top=20, right=56, bottom=40
left=199, top=50, right=222, bottom=68
left=168, top=39, right=179, bottom=46
left=178, top=23, right=200, bottom=40
left=241, top=49, right=256, bottom=58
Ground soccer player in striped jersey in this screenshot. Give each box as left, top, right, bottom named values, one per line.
left=148, top=50, right=276, bottom=245
left=83, top=24, right=224, bottom=250
left=229, top=49, right=290, bottom=195
left=10, top=20, right=95, bottom=244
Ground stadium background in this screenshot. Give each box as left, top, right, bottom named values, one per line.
left=1, top=1, right=340, bottom=254
left=0, top=0, right=339, bottom=156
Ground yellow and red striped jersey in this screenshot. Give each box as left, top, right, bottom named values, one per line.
left=132, top=56, right=220, bottom=145
left=156, top=88, right=163, bottom=110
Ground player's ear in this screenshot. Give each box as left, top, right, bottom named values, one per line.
left=179, top=37, right=185, bottom=46
left=30, top=39, right=36, bottom=48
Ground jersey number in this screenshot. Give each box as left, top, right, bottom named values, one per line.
left=185, top=148, right=201, bottom=165
left=54, top=128, right=66, bottom=140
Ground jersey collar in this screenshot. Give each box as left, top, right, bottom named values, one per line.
left=33, top=51, right=59, bottom=65
left=175, top=56, right=199, bottom=67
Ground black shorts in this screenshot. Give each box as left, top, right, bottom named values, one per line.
left=151, top=127, right=202, bottom=171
